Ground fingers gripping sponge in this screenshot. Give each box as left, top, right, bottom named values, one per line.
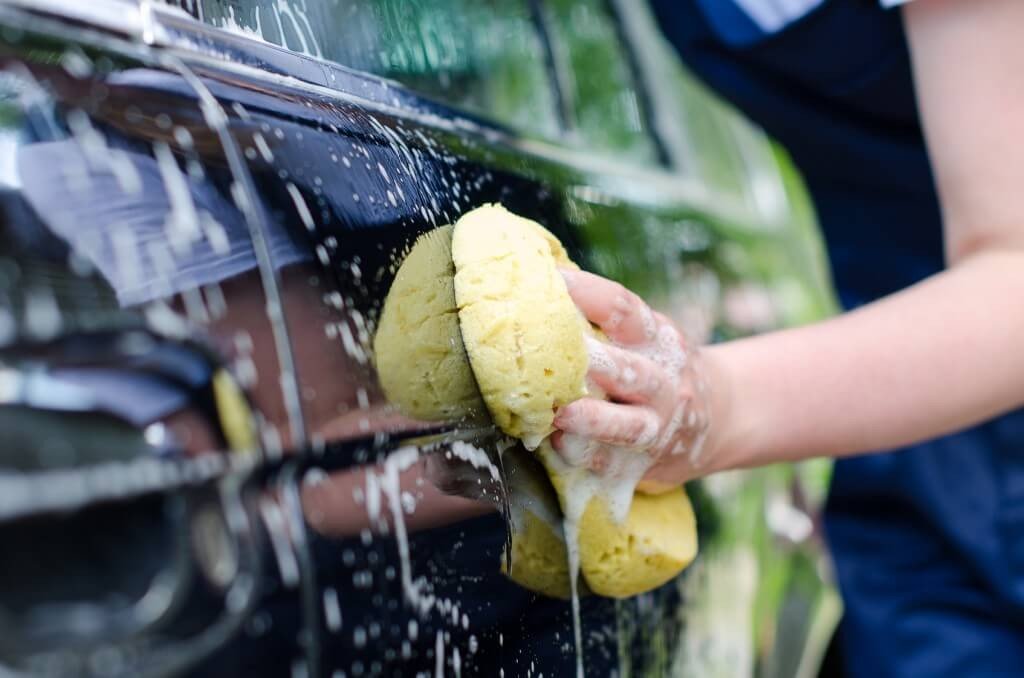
left=374, top=204, right=698, bottom=598
left=452, top=206, right=697, bottom=597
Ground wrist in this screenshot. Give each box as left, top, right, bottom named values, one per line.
left=698, top=343, right=746, bottom=476
left=639, top=342, right=744, bottom=489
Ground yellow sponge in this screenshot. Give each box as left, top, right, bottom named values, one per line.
left=501, top=444, right=600, bottom=600
left=373, top=204, right=699, bottom=599
left=451, top=205, right=587, bottom=450
left=452, top=205, right=697, bottom=598
left=373, top=224, right=487, bottom=423
left=580, top=489, right=697, bottom=596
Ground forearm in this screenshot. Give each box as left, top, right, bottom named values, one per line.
left=705, top=249, right=1024, bottom=472
left=705, top=0, right=1024, bottom=473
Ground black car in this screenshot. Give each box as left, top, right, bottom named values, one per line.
left=0, top=1, right=839, bottom=676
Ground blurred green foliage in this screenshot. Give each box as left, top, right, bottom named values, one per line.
left=543, top=0, right=659, bottom=161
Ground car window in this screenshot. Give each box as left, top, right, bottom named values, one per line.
left=542, top=0, right=661, bottom=164
left=196, top=0, right=562, bottom=139
left=612, top=1, right=794, bottom=224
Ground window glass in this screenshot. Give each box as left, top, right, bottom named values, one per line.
left=613, top=1, right=794, bottom=220
left=543, top=0, right=660, bottom=163
left=197, top=0, right=561, bottom=139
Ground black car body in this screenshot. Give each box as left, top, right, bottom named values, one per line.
left=0, top=1, right=839, bottom=676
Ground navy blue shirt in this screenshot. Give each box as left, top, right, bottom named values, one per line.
left=650, top=2, right=1024, bottom=676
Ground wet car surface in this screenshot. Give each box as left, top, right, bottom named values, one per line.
left=0, top=1, right=839, bottom=676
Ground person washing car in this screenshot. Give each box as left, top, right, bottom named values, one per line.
left=552, top=0, right=1024, bottom=675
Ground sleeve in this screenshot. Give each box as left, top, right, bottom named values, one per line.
left=880, top=0, right=913, bottom=6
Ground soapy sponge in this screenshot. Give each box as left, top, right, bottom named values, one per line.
left=502, top=450, right=575, bottom=599
left=373, top=224, right=486, bottom=423
left=374, top=204, right=698, bottom=599
left=451, top=206, right=697, bottom=597
left=581, top=489, right=697, bottom=596
left=526, top=436, right=698, bottom=598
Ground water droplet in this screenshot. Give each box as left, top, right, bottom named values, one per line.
left=323, top=588, right=343, bottom=632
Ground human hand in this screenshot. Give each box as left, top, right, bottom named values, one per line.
left=552, top=269, right=714, bottom=491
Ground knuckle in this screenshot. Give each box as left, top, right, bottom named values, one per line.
left=613, top=288, right=644, bottom=318
left=618, top=352, right=641, bottom=388
left=606, top=278, right=629, bottom=302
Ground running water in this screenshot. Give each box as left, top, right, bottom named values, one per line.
left=377, top=446, right=436, bottom=616
left=550, top=438, right=594, bottom=678
left=564, top=516, right=585, bottom=678
left=364, top=442, right=497, bottom=673
left=544, top=430, right=657, bottom=678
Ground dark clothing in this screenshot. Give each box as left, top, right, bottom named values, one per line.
left=650, top=1, right=1024, bottom=676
